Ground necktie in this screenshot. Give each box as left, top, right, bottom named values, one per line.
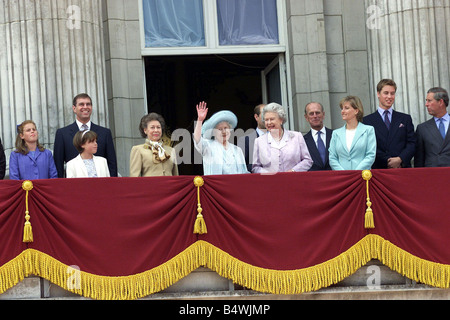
left=384, top=110, right=390, bottom=130
left=81, top=124, right=89, bottom=131
left=317, top=131, right=326, bottom=164
left=439, top=118, right=446, bottom=139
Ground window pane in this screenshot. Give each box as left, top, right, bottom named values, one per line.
left=143, top=0, right=205, bottom=47
left=217, top=0, right=279, bottom=46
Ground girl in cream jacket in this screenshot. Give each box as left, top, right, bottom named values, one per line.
left=66, top=130, right=110, bottom=178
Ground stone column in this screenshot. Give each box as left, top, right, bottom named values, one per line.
left=286, top=0, right=371, bottom=131
left=286, top=0, right=331, bottom=132
left=102, top=0, right=146, bottom=177
left=0, top=0, right=108, bottom=169
left=365, top=0, right=450, bottom=126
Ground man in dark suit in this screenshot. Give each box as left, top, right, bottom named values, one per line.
left=415, top=87, right=450, bottom=167
left=363, top=79, right=415, bottom=169
left=53, top=93, right=118, bottom=177
left=303, top=102, right=333, bottom=171
left=237, top=104, right=266, bottom=172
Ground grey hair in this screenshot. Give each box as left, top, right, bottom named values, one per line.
left=262, top=103, right=287, bottom=124
left=304, top=102, right=324, bottom=115
left=428, top=87, right=449, bottom=107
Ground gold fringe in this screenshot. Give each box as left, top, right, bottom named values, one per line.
left=22, top=181, right=34, bottom=243
left=1, top=235, right=450, bottom=299
left=0, top=244, right=204, bottom=300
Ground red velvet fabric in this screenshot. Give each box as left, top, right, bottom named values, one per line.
left=370, top=167, right=450, bottom=264
left=26, top=177, right=197, bottom=276
left=0, top=180, right=28, bottom=265
left=1, top=168, right=450, bottom=276
left=199, top=171, right=367, bottom=270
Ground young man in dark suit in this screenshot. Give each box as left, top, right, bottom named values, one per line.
left=415, top=87, right=450, bottom=167
left=363, top=79, right=415, bottom=169
left=53, top=93, right=118, bottom=177
left=303, top=102, right=333, bottom=171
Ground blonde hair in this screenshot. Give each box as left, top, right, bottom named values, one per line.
left=339, top=96, right=364, bottom=123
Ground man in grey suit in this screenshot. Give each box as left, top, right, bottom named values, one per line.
left=415, top=87, right=450, bottom=167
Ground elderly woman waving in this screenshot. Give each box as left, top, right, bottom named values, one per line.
left=194, top=101, right=248, bottom=175
left=252, top=103, right=312, bottom=174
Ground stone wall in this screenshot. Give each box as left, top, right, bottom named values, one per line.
left=0, top=0, right=108, bottom=164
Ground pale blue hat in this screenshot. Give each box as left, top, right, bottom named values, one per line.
left=201, top=110, right=238, bottom=140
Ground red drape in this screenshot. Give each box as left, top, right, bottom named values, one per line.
left=198, top=171, right=367, bottom=270
left=1, top=168, right=450, bottom=298
left=370, top=168, right=450, bottom=264
left=26, top=176, right=197, bottom=276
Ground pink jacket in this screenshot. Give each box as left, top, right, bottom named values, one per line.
left=252, top=130, right=313, bottom=174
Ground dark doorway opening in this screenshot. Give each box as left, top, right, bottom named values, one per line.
left=144, top=53, right=278, bottom=175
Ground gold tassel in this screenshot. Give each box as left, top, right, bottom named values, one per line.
left=365, top=207, right=374, bottom=229
left=362, top=170, right=375, bottom=229
left=22, top=180, right=34, bottom=243
left=193, top=176, right=207, bottom=234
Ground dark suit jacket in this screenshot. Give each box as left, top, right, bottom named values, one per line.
left=53, top=122, right=118, bottom=177
left=303, top=127, right=333, bottom=171
left=0, top=138, right=5, bottom=179
left=237, top=129, right=261, bottom=172
left=415, top=117, right=450, bottom=167
left=363, top=110, right=415, bottom=168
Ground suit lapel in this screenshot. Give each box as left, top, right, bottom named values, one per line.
left=338, top=127, right=348, bottom=153
left=305, top=131, right=324, bottom=166
left=325, top=128, right=333, bottom=149
left=350, top=123, right=365, bottom=153
left=387, top=111, right=401, bottom=140
left=374, top=112, right=389, bottom=136
left=69, top=122, right=79, bottom=137
left=427, top=118, right=450, bottom=151
left=26, top=149, right=41, bottom=164
left=426, top=118, right=444, bottom=144
left=77, top=155, right=89, bottom=176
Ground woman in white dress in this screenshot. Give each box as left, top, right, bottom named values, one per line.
left=193, top=101, right=248, bottom=175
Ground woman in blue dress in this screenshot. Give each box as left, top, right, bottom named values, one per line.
left=10, top=120, right=58, bottom=180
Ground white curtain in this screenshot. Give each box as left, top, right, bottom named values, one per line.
left=143, top=0, right=205, bottom=47
left=217, top=0, right=279, bottom=45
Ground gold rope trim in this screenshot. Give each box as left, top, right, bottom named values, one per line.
left=1, top=235, right=450, bottom=299
left=22, top=181, right=34, bottom=243
left=362, top=170, right=375, bottom=229
left=193, top=176, right=207, bottom=234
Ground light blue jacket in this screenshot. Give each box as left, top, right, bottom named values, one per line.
left=9, top=149, right=58, bottom=180
left=329, top=122, right=376, bottom=170
left=194, top=137, right=249, bottom=175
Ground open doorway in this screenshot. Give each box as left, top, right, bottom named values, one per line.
left=144, top=53, right=282, bottom=175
